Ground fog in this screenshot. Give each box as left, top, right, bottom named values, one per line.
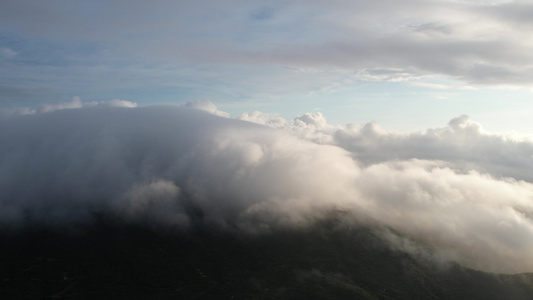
left=1, top=103, right=533, bottom=273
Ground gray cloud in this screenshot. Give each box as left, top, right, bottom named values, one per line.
left=2, top=104, right=533, bottom=273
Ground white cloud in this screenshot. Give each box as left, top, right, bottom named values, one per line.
left=249, top=107, right=533, bottom=182
left=99, top=99, right=138, bottom=108
left=112, top=179, right=188, bottom=226
left=238, top=111, right=338, bottom=144
left=237, top=111, right=287, bottom=128
left=0, top=96, right=137, bottom=117
left=0, top=47, right=17, bottom=59
left=330, top=115, right=533, bottom=182
left=294, top=112, right=328, bottom=129
left=354, top=68, right=422, bottom=82
left=185, top=99, right=230, bottom=117
left=2, top=105, right=533, bottom=273
left=410, top=81, right=476, bottom=90
left=37, top=96, right=84, bottom=113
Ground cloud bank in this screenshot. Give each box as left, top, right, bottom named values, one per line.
left=239, top=110, right=533, bottom=182
left=2, top=103, right=533, bottom=274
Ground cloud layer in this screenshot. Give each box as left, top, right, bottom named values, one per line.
left=2, top=103, right=533, bottom=274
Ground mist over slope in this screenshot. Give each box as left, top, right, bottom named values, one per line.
left=2, top=103, right=533, bottom=273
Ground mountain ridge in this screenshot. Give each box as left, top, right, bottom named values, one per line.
left=2, top=216, right=533, bottom=299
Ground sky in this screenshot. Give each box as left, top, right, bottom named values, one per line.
left=1, top=0, right=533, bottom=132
left=2, top=0, right=533, bottom=275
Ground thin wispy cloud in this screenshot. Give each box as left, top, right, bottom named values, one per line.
left=1, top=1, right=533, bottom=103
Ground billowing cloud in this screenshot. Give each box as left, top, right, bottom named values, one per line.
left=245, top=110, right=533, bottom=182
left=335, top=115, right=533, bottom=182
left=2, top=103, right=533, bottom=274
left=111, top=179, right=187, bottom=225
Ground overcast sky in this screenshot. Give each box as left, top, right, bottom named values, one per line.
left=1, top=0, right=533, bottom=131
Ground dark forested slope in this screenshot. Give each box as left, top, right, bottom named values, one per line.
left=2, top=218, right=533, bottom=299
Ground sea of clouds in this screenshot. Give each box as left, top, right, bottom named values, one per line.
left=2, top=99, right=533, bottom=274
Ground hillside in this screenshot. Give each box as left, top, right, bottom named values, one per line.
left=2, top=218, right=533, bottom=299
